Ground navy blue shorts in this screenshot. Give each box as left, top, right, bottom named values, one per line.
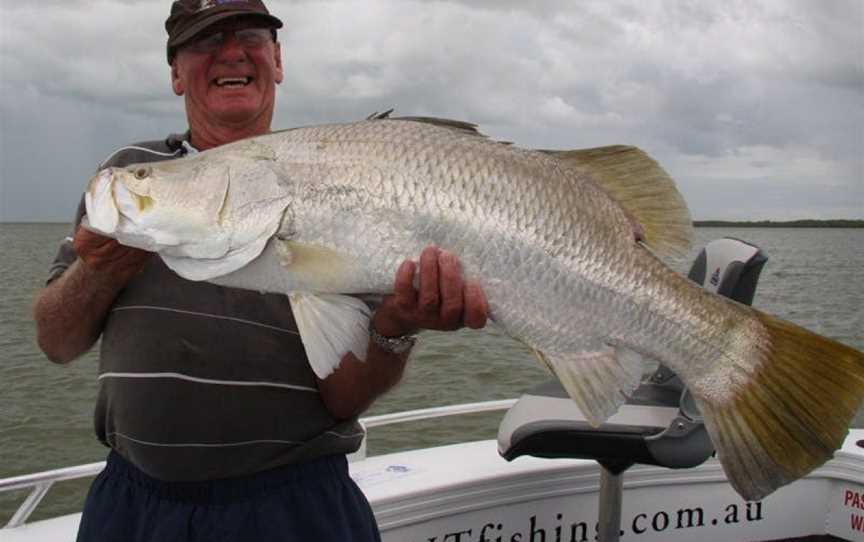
left=76, top=451, right=381, bottom=542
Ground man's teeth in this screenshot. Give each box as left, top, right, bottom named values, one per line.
left=215, top=77, right=251, bottom=87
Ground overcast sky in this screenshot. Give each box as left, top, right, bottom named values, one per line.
left=1, top=0, right=861, bottom=222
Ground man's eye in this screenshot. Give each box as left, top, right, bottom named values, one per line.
left=197, top=33, right=224, bottom=48
left=236, top=29, right=268, bottom=46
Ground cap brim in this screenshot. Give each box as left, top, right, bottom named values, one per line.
left=168, top=11, right=283, bottom=50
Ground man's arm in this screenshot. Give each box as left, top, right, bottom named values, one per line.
left=317, top=246, right=489, bottom=419
left=33, top=228, right=151, bottom=364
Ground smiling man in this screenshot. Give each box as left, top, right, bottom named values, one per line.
left=167, top=1, right=284, bottom=149
left=33, top=1, right=488, bottom=541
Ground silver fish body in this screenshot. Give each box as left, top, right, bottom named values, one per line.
left=84, top=119, right=864, bottom=500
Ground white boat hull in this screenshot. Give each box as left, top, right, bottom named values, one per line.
left=4, top=431, right=863, bottom=542
left=357, top=432, right=864, bottom=542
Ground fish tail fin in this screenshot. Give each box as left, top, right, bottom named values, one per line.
left=694, top=310, right=864, bottom=500
left=542, top=146, right=693, bottom=259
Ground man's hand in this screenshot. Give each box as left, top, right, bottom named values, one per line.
left=33, top=228, right=153, bottom=364
left=73, top=227, right=152, bottom=284
left=373, top=246, right=489, bottom=337
left=318, top=246, right=489, bottom=419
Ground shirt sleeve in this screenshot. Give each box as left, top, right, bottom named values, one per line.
left=46, top=195, right=86, bottom=285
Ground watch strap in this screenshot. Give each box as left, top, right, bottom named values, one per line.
left=369, top=321, right=417, bottom=355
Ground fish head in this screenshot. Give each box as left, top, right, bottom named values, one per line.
left=84, top=158, right=232, bottom=257
left=84, top=152, right=291, bottom=280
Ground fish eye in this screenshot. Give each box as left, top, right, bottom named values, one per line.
left=133, top=167, right=152, bottom=180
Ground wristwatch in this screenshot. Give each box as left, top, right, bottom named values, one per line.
left=369, top=321, right=418, bottom=355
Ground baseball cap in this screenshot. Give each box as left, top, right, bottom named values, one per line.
left=166, top=0, right=283, bottom=63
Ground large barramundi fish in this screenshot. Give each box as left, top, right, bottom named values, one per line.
left=83, top=117, right=864, bottom=501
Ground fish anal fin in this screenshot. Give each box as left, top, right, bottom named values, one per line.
left=692, top=310, right=864, bottom=500
left=289, top=293, right=372, bottom=379
left=543, top=146, right=693, bottom=260
left=531, top=348, right=554, bottom=375
left=540, top=344, right=644, bottom=427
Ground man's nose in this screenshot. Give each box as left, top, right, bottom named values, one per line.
left=215, top=33, right=247, bottom=61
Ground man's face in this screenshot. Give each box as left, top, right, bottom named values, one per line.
left=171, top=19, right=283, bottom=132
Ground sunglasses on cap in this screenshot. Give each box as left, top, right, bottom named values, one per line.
left=180, top=27, right=276, bottom=55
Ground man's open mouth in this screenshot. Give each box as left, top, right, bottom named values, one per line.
left=214, top=77, right=252, bottom=88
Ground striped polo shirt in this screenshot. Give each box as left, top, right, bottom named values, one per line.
left=48, top=133, right=365, bottom=481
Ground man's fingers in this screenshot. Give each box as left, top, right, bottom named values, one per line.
left=417, top=246, right=440, bottom=313
left=391, top=247, right=488, bottom=332
left=73, top=227, right=113, bottom=254
left=393, top=260, right=417, bottom=311
left=437, top=251, right=464, bottom=327
left=73, top=227, right=152, bottom=279
left=462, top=280, right=489, bottom=329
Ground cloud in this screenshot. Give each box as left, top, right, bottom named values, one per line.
left=1, top=0, right=861, bottom=221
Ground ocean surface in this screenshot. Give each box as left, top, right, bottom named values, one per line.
left=1, top=223, right=862, bottom=523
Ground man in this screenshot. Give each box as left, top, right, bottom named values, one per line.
left=33, top=1, right=488, bottom=540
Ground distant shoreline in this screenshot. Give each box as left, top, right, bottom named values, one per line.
left=693, top=219, right=863, bottom=228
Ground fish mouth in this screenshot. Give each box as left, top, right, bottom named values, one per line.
left=84, top=169, right=119, bottom=234
left=213, top=76, right=253, bottom=88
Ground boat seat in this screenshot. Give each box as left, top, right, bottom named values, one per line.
left=497, top=375, right=710, bottom=472
left=497, top=237, right=767, bottom=542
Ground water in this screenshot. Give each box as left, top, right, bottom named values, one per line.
left=1, top=224, right=862, bottom=523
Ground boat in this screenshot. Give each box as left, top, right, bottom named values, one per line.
left=2, top=407, right=862, bottom=542
left=2, top=238, right=862, bottom=542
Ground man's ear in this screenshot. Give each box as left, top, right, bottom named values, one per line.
left=171, top=61, right=185, bottom=96
left=273, top=42, right=283, bottom=85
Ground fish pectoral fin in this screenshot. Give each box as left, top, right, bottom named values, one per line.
left=279, top=241, right=366, bottom=289
left=539, top=344, right=644, bottom=427
left=288, top=293, right=372, bottom=379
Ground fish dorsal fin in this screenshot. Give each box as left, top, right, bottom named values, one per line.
left=229, top=139, right=277, bottom=161
left=537, top=344, right=644, bottom=426
left=288, top=293, right=372, bottom=379
left=367, top=109, right=492, bottom=139
left=543, top=146, right=693, bottom=260
left=395, top=116, right=488, bottom=138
